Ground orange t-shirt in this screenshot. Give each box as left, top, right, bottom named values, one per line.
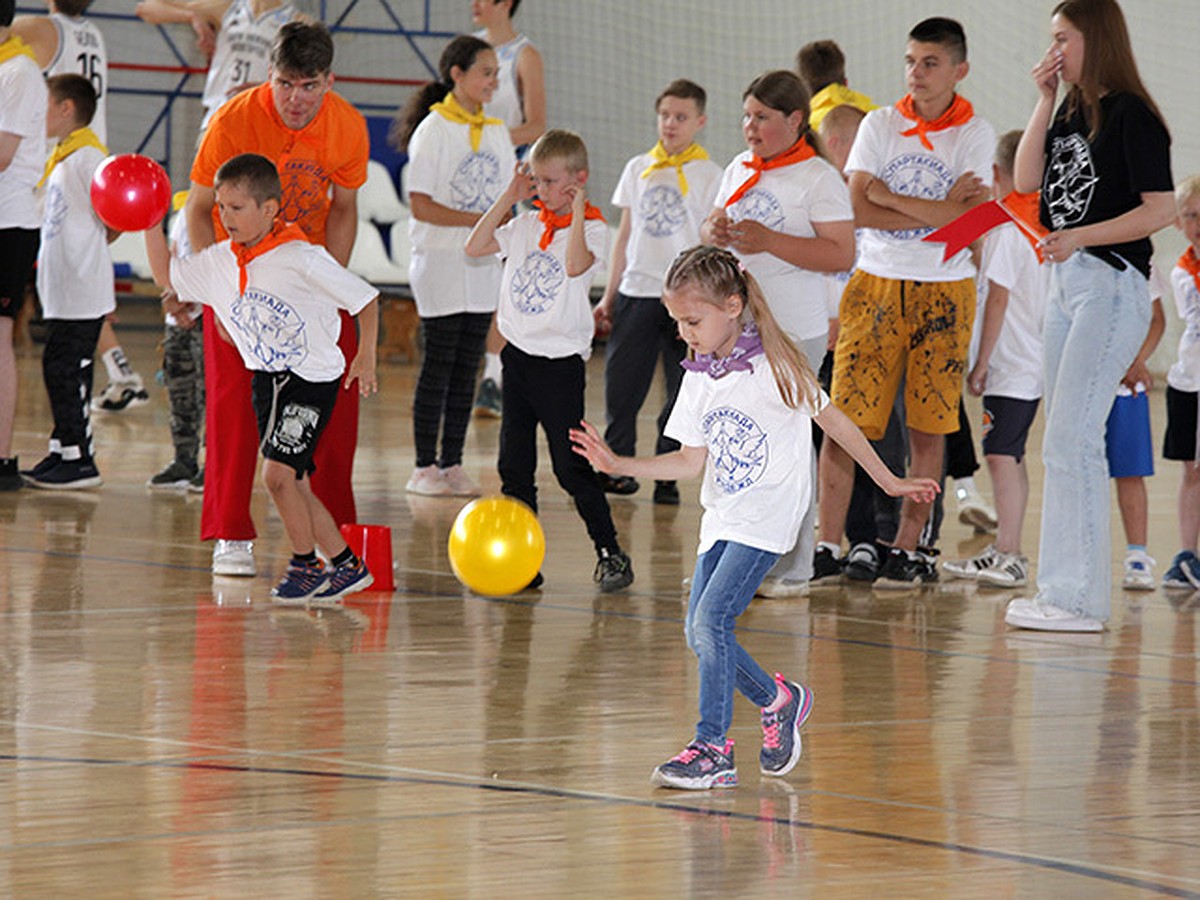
left=191, top=82, right=369, bottom=246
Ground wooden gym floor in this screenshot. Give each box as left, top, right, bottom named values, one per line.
left=1, top=306, right=1198, bottom=898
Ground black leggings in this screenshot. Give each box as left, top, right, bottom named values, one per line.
left=412, top=312, right=491, bottom=468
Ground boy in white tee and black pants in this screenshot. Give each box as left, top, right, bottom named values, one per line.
left=468, top=129, right=633, bottom=592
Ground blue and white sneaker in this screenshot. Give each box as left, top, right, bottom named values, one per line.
left=1163, top=550, right=1200, bottom=590
left=314, top=560, right=374, bottom=601
left=651, top=739, right=737, bottom=790
left=759, top=675, right=814, bottom=777
left=271, top=560, right=329, bottom=605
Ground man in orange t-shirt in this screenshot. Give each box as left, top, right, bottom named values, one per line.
left=186, top=19, right=370, bottom=577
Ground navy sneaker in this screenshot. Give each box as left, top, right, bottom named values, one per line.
left=1163, top=550, right=1200, bottom=590
left=27, top=458, right=102, bottom=490
left=314, top=560, right=374, bottom=601
left=875, top=546, right=939, bottom=589
left=271, top=560, right=329, bottom=605
left=473, top=377, right=502, bottom=418
left=651, top=739, right=737, bottom=790
left=759, top=675, right=814, bottom=777
left=594, top=548, right=634, bottom=592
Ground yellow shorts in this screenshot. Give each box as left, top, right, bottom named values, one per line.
left=831, top=271, right=975, bottom=440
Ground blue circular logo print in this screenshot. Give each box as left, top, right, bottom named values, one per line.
left=702, top=406, right=769, bottom=494
left=880, top=153, right=954, bottom=241
left=451, top=151, right=504, bottom=213
left=510, top=251, right=565, bottom=315
left=729, top=187, right=785, bottom=232
left=231, top=288, right=308, bottom=369
left=639, top=184, right=686, bottom=238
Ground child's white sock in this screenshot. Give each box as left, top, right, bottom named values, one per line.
left=483, top=352, right=502, bottom=385
left=102, top=346, right=134, bottom=382
left=953, top=475, right=979, bottom=499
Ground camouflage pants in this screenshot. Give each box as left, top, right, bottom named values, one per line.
left=163, top=320, right=205, bottom=468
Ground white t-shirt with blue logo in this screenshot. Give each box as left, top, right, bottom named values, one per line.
left=846, top=106, right=995, bottom=282
left=666, top=358, right=828, bottom=554
left=715, top=153, right=853, bottom=342
left=494, top=211, right=608, bottom=360
left=405, top=112, right=515, bottom=317
left=170, top=238, right=377, bottom=383
left=611, top=151, right=722, bottom=298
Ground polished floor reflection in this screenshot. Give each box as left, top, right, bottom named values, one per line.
left=2, top=318, right=1198, bottom=897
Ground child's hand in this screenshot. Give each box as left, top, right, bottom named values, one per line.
left=947, top=171, right=986, bottom=205
left=345, top=348, right=378, bottom=397
left=703, top=209, right=734, bottom=248
left=887, top=476, right=941, bottom=504
left=569, top=419, right=620, bottom=474
left=1121, top=361, right=1151, bottom=392
left=509, top=161, right=535, bottom=203
left=967, top=361, right=987, bottom=396
left=566, top=181, right=587, bottom=214
left=160, top=288, right=194, bottom=328
left=729, top=219, right=772, bottom=255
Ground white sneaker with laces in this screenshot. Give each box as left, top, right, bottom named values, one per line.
left=212, top=539, right=256, bottom=576
left=977, top=551, right=1029, bottom=588
left=1004, top=597, right=1103, bottom=632
left=406, top=465, right=451, bottom=496
left=942, top=544, right=1002, bottom=580
left=440, top=464, right=481, bottom=497
left=955, top=485, right=998, bottom=533
left=1122, top=550, right=1156, bottom=591
left=755, top=577, right=809, bottom=598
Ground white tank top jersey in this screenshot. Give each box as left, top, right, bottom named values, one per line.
left=201, top=0, right=295, bottom=129
left=45, top=12, right=108, bottom=144
left=481, top=32, right=531, bottom=132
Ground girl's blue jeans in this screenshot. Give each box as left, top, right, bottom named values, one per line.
left=685, top=540, right=780, bottom=745
left=1036, top=251, right=1150, bottom=620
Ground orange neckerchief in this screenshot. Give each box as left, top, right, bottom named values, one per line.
left=533, top=199, right=606, bottom=251
left=233, top=219, right=307, bottom=293
left=1000, top=190, right=1048, bottom=262
left=896, top=93, right=974, bottom=151
left=1179, top=246, right=1200, bottom=294
left=723, top=136, right=816, bottom=209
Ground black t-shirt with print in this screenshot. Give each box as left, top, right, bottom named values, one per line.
left=1039, top=91, right=1172, bottom=277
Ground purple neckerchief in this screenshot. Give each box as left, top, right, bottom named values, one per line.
left=680, top=324, right=764, bottom=379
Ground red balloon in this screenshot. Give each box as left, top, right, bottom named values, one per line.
left=90, top=154, right=172, bottom=232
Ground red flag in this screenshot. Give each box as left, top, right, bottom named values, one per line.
left=922, top=200, right=1012, bottom=262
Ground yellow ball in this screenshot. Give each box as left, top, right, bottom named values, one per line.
left=447, top=496, right=546, bottom=596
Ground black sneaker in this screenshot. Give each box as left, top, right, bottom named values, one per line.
left=27, top=458, right=102, bottom=490
left=844, top=542, right=881, bottom=582
left=811, top=545, right=844, bottom=583
left=875, top=546, right=939, bottom=589
left=594, top=548, right=634, bottom=592
left=598, top=473, right=639, bottom=495
left=523, top=572, right=544, bottom=591
left=20, top=453, right=61, bottom=480
left=653, top=480, right=680, bottom=505
left=0, top=457, right=22, bottom=491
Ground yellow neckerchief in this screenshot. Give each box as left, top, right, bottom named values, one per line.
left=0, top=34, right=37, bottom=64
left=430, top=91, right=503, bottom=153
left=639, top=141, right=710, bottom=196
left=38, top=127, right=108, bottom=188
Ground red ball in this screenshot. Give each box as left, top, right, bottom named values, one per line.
left=90, top=154, right=172, bottom=232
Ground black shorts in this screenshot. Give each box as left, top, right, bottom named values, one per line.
left=0, top=228, right=40, bottom=319
left=251, top=370, right=340, bottom=477
left=1163, top=385, right=1199, bottom=461
left=981, top=395, right=1040, bottom=462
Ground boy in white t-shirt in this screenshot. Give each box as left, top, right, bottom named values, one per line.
left=819, top=16, right=995, bottom=587
left=23, top=74, right=110, bottom=490
left=467, top=129, right=633, bottom=592
left=943, top=130, right=1048, bottom=588
left=0, top=0, right=48, bottom=490
left=148, top=153, right=380, bottom=604
left=595, top=78, right=722, bottom=505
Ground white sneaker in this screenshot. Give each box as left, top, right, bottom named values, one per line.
left=943, top=544, right=1002, bottom=580
left=91, top=375, right=150, bottom=412
left=406, top=465, right=451, bottom=496
left=440, top=464, right=481, bottom=497
left=755, top=576, right=809, bottom=598
left=955, top=486, right=998, bottom=533
left=1122, top=550, right=1156, bottom=591
left=212, top=539, right=256, bottom=576
left=1004, top=597, right=1103, bottom=632
left=976, top=551, right=1029, bottom=588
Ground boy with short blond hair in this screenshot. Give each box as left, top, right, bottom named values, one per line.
left=466, top=129, right=633, bottom=592
left=1162, top=175, right=1200, bottom=590
left=595, top=78, right=722, bottom=505
left=151, top=152, right=379, bottom=604
left=23, top=73, right=109, bottom=489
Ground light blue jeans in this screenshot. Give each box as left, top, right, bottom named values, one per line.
left=686, top=541, right=780, bottom=745
left=1036, top=252, right=1150, bottom=620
